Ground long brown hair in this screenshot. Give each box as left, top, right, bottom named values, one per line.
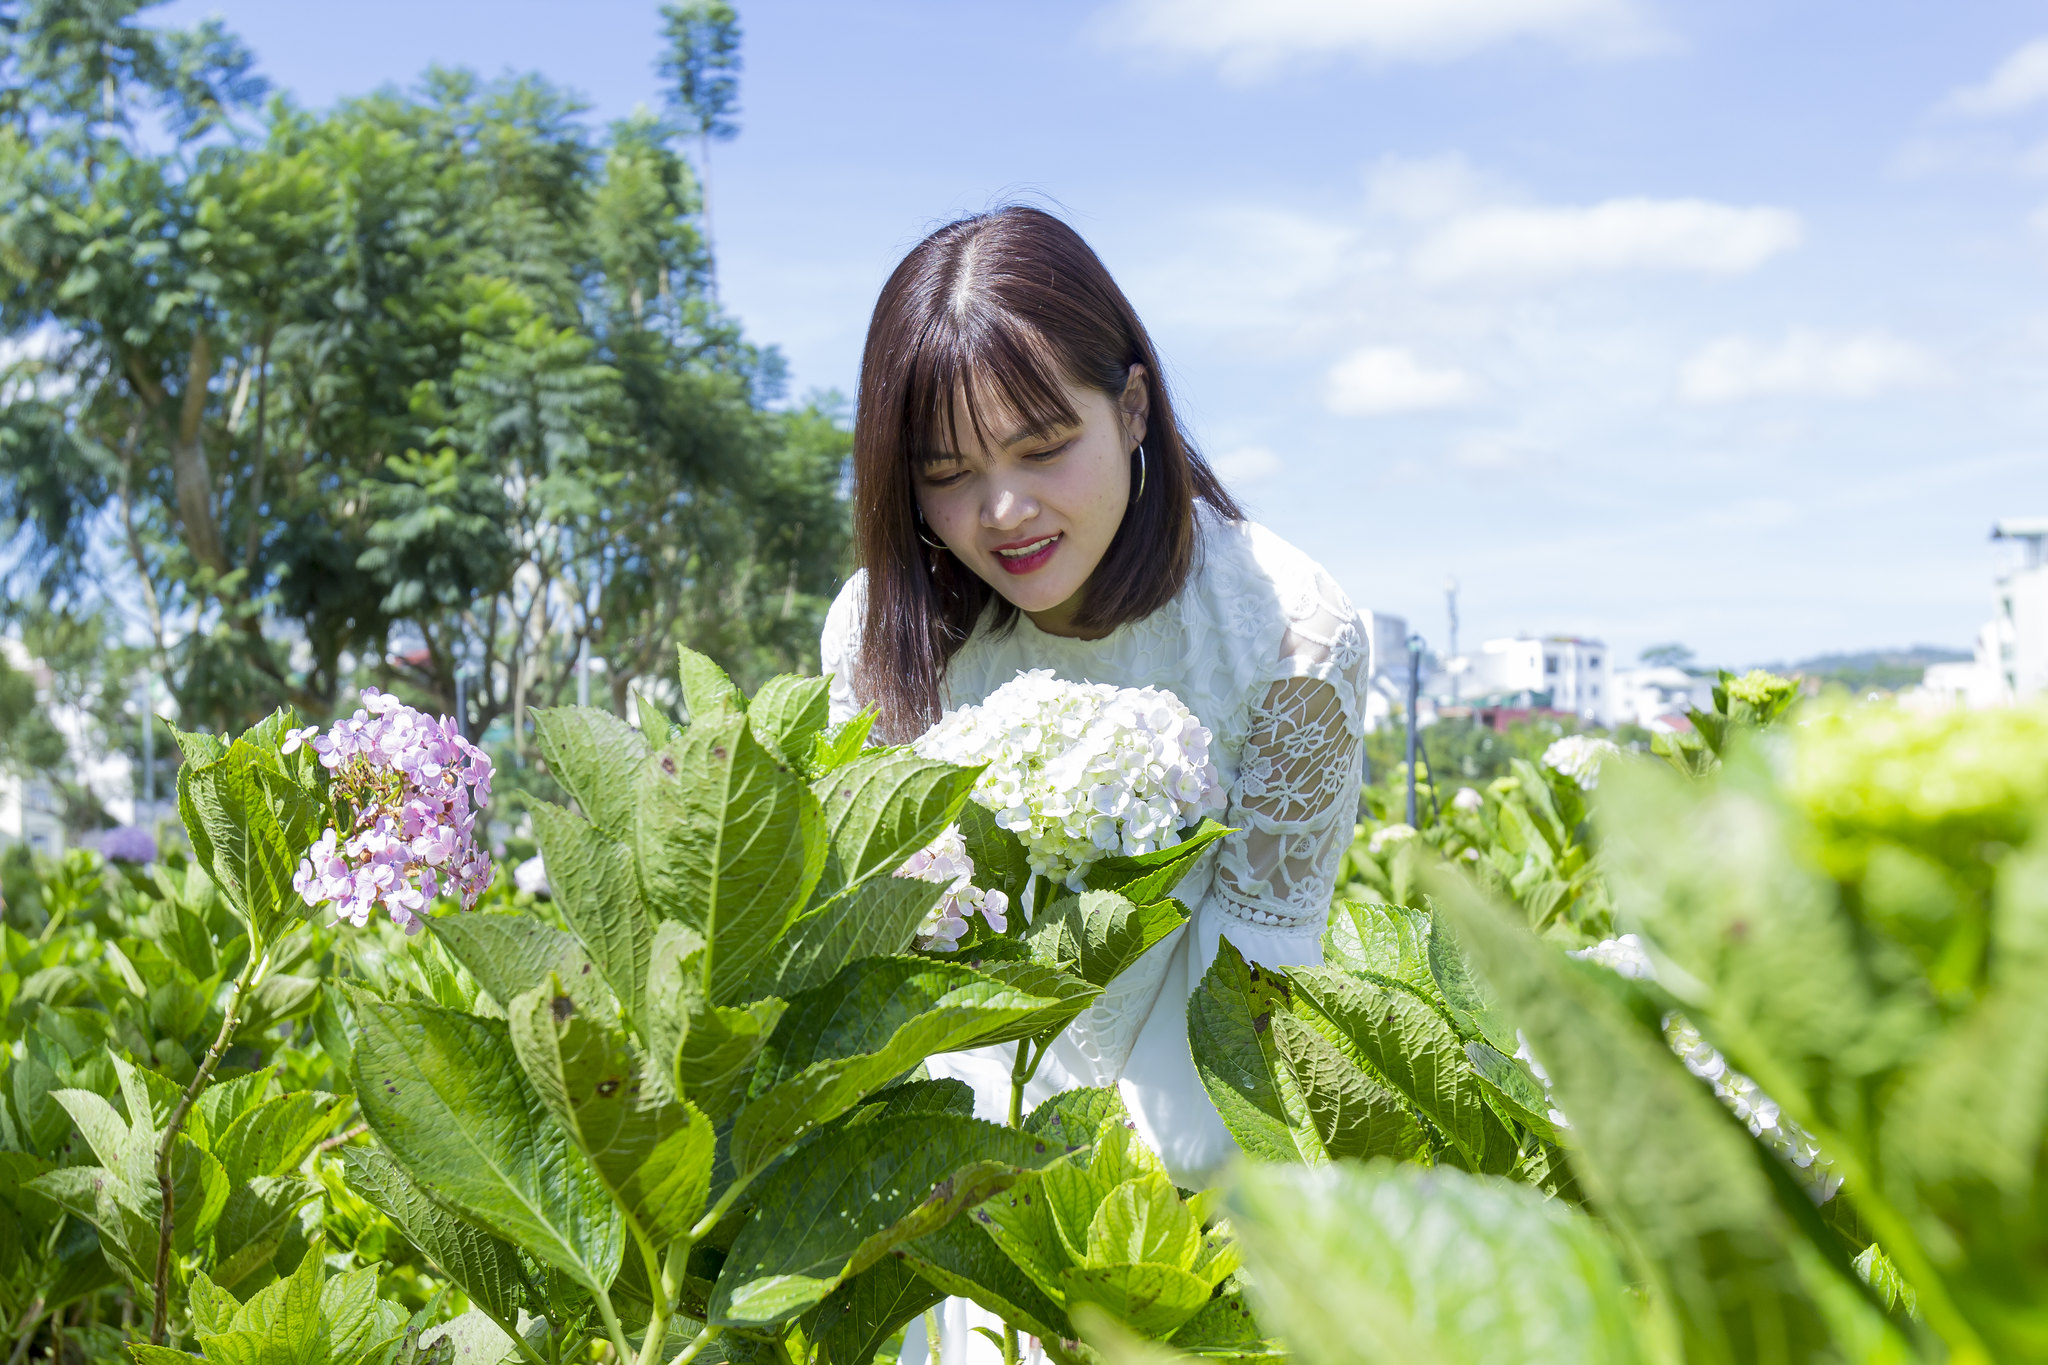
left=850, top=206, right=1241, bottom=740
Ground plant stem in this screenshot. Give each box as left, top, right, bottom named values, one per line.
left=152, top=947, right=271, bottom=1344
left=632, top=1236, right=674, bottom=1365
left=1002, top=1324, right=1019, bottom=1365
left=591, top=1286, right=635, bottom=1365
left=1009, top=1039, right=1030, bottom=1128
left=921, top=1308, right=940, bottom=1365
left=6, top=1298, right=44, bottom=1365
left=664, top=1324, right=720, bottom=1365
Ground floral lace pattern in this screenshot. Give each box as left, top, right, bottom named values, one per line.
left=821, top=514, right=1371, bottom=1078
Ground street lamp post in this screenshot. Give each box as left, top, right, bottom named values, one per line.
left=1406, top=633, right=1424, bottom=828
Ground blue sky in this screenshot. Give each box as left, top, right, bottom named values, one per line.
left=156, top=0, right=2048, bottom=668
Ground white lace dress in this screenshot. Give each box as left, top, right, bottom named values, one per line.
left=820, top=514, right=1371, bottom=1188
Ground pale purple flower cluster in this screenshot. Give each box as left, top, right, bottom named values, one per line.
left=290, top=688, right=496, bottom=934
left=101, top=825, right=158, bottom=865
left=895, top=825, right=1009, bottom=951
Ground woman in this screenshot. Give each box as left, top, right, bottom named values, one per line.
left=820, top=203, right=1368, bottom=1197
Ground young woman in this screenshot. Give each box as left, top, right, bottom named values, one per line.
left=821, top=205, right=1370, bottom=1183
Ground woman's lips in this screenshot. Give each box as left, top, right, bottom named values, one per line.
left=991, top=532, right=1062, bottom=575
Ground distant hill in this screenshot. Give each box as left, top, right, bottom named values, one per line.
left=1754, top=645, right=1971, bottom=694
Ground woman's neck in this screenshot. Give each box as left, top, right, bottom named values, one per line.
left=1025, top=589, right=1114, bottom=640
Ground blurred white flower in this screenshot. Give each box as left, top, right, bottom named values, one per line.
left=1452, top=786, right=1484, bottom=812
left=514, top=854, right=550, bottom=898
left=1366, top=823, right=1418, bottom=856
left=915, top=670, right=1225, bottom=889
left=1569, top=933, right=1655, bottom=980
left=1541, top=735, right=1621, bottom=790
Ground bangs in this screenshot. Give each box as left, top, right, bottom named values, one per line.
left=901, top=311, right=1083, bottom=467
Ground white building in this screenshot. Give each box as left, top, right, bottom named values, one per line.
left=1611, top=665, right=1717, bottom=730
left=1452, top=635, right=1612, bottom=725
left=1909, top=519, right=2048, bottom=709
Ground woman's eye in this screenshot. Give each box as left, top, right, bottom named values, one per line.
left=921, top=468, right=968, bottom=488
left=1026, top=441, right=1072, bottom=462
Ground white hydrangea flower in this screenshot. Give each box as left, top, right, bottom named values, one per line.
left=914, top=670, right=1225, bottom=889
left=1572, top=935, right=1842, bottom=1203
left=1366, top=823, right=1417, bottom=857
left=895, top=824, right=1009, bottom=951
left=1541, top=735, right=1621, bottom=790
left=1451, top=786, right=1484, bottom=812
left=1568, top=933, right=1655, bottom=980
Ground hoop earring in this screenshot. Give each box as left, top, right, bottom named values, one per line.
left=916, top=515, right=947, bottom=551
left=1133, top=443, right=1148, bottom=503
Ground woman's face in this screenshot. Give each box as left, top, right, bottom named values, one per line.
left=915, top=365, right=1150, bottom=636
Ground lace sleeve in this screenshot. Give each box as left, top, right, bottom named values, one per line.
left=1210, top=574, right=1370, bottom=942
left=819, top=572, right=865, bottom=725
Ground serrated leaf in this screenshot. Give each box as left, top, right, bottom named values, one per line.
left=212, top=1090, right=348, bottom=1185
left=1058, top=1261, right=1212, bottom=1338
left=1427, top=913, right=1516, bottom=1054
left=637, top=717, right=827, bottom=1004
left=677, top=646, right=745, bottom=723
left=1027, top=891, right=1188, bottom=989
left=753, top=870, right=948, bottom=1000
left=210, top=1176, right=318, bottom=1289
left=428, top=914, right=611, bottom=1018
left=1325, top=901, right=1437, bottom=999
left=1081, top=820, right=1233, bottom=904
left=532, top=706, right=651, bottom=841
left=350, top=995, right=624, bottom=1299
left=1431, top=870, right=1836, bottom=1365
left=733, top=958, right=1071, bottom=1178
left=1466, top=1040, right=1562, bottom=1144
left=709, top=1113, right=1064, bottom=1328
left=340, top=1146, right=531, bottom=1326
left=957, top=803, right=1030, bottom=907
left=182, top=745, right=325, bottom=948
left=805, top=1256, right=946, bottom=1365
left=807, top=711, right=875, bottom=778
left=1229, top=1162, right=1645, bottom=1365
left=507, top=981, right=713, bottom=1251
left=812, top=752, right=980, bottom=891
left=1187, top=938, right=1326, bottom=1163
left=1022, top=1087, right=1128, bottom=1154
left=901, top=1214, right=1074, bottom=1343
left=749, top=675, right=832, bottom=770
left=1287, top=966, right=1516, bottom=1172
left=645, top=924, right=785, bottom=1123
left=530, top=803, right=653, bottom=1030
left=1086, top=1173, right=1199, bottom=1270
left=1267, top=1013, right=1428, bottom=1164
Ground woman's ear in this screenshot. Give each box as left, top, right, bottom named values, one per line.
left=1119, top=363, right=1151, bottom=448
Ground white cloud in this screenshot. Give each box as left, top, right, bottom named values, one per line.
left=1412, top=198, right=1802, bottom=282
left=1676, top=330, right=1943, bottom=404
left=1210, top=445, right=1283, bottom=483
left=1094, top=0, right=1660, bottom=78
left=1363, top=153, right=1504, bottom=222
left=1946, top=38, right=2048, bottom=117
left=1326, top=346, right=1479, bottom=414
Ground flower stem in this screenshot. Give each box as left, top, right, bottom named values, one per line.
left=664, top=1324, right=720, bottom=1365
left=152, top=946, right=271, bottom=1344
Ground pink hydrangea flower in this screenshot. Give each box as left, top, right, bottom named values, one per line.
left=290, top=688, right=495, bottom=934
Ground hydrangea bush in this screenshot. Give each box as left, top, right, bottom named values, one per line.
left=914, top=670, right=1225, bottom=888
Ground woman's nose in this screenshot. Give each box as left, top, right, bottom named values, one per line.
left=982, top=483, right=1035, bottom=530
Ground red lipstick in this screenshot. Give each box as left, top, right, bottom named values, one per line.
left=990, top=532, right=1062, bottom=575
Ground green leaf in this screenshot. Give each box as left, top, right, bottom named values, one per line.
left=1465, top=1040, right=1562, bottom=1144
left=733, top=957, right=1072, bottom=1178
left=1058, top=1261, right=1212, bottom=1339
left=212, top=1090, right=348, bottom=1185
left=1229, top=1162, right=1646, bottom=1365
left=957, top=803, right=1030, bottom=907
left=812, top=751, right=980, bottom=891
left=677, top=646, right=746, bottom=723
left=210, top=1176, right=319, bottom=1290
left=806, top=711, right=876, bottom=778
left=1085, top=1173, right=1198, bottom=1269
left=749, top=874, right=946, bottom=1000
left=709, top=1113, right=1064, bottom=1327
left=1431, top=870, right=1837, bottom=1365
left=1027, top=891, right=1188, bottom=989
left=1426, top=912, right=1517, bottom=1054
left=182, top=744, right=325, bottom=948
left=969, top=960, right=1103, bottom=1042
left=1022, top=1087, right=1129, bottom=1154
left=1287, top=966, right=1516, bottom=1173
left=428, top=914, right=611, bottom=1018
left=645, top=924, right=786, bottom=1123
left=1081, top=820, right=1233, bottom=904
left=1186, top=938, right=1326, bottom=1163
left=340, top=1146, right=531, bottom=1326
left=529, top=804, right=653, bottom=1031
left=805, top=1256, right=946, bottom=1365
left=637, top=717, right=827, bottom=1003
left=748, top=675, right=832, bottom=770
left=1266, top=1011, right=1428, bottom=1164
left=532, top=707, right=652, bottom=842
left=507, top=981, right=713, bottom=1252
left=350, top=995, right=624, bottom=1299
left=1324, top=901, right=1437, bottom=1000
left=901, top=1215, right=1074, bottom=1343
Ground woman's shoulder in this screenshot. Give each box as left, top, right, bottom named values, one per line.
left=1191, top=514, right=1371, bottom=680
